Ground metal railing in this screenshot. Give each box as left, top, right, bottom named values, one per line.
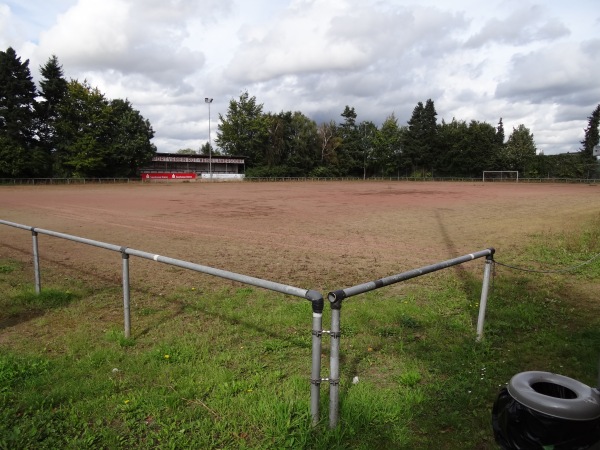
left=0, top=178, right=131, bottom=185
left=1, top=219, right=496, bottom=429
left=1, top=176, right=599, bottom=185
left=0, top=219, right=325, bottom=425
left=325, top=248, right=495, bottom=428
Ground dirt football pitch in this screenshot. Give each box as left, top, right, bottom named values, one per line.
left=1, top=180, right=600, bottom=295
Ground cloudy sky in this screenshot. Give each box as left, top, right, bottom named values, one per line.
left=1, top=0, right=599, bottom=155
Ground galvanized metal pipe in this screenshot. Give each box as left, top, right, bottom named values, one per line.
left=1, top=219, right=326, bottom=422
left=311, top=312, right=323, bottom=425
left=0, top=219, right=34, bottom=231
left=124, top=248, right=311, bottom=299
left=476, top=256, right=493, bottom=341
left=329, top=306, right=341, bottom=429
left=326, top=248, right=495, bottom=429
left=32, top=230, right=41, bottom=294
left=33, top=228, right=123, bottom=252
left=328, top=248, right=495, bottom=302
left=122, top=251, right=131, bottom=339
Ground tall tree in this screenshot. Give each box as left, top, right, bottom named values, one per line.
left=580, top=104, right=600, bottom=177
left=358, top=120, right=377, bottom=178
left=264, top=111, right=291, bottom=169
left=496, top=118, right=505, bottom=146
left=436, top=119, right=497, bottom=177
left=502, top=124, right=537, bottom=175
left=372, top=113, right=405, bottom=176
left=403, top=99, right=438, bottom=175
left=54, top=80, right=110, bottom=177
left=287, top=111, right=318, bottom=175
left=316, top=120, right=342, bottom=175
left=337, top=105, right=362, bottom=176
left=54, top=80, right=155, bottom=177
left=37, top=55, right=68, bottom=176
left=257, top=110, right=319, bottom=176
left=467, top=120, right=500, bottom=175
left=0, top=47, right=38, bottom=177
left=436, top=118, right=469, bottom=176
left=104, top=98, right=156, bottom=177
left=216, top=91, right=269, bottom=167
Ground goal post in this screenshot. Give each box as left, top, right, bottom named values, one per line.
left=482, top=171, right=519, bottom=182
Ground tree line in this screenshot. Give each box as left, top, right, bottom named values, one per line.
left=1, top=46, right=598, bottom=180
left=0, top=47, right=156, bottom=178
left=215, top=92, right=600, bottom=179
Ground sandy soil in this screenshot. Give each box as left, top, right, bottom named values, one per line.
left=1, top=181, right=599, bottom=293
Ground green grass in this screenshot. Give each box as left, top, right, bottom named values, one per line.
left=1, top=220, right=600, bottom=449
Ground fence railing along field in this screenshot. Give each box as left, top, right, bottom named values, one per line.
left=0, top=178, right=131, bottom=185
left=325, top=249, right=495, bottom=428
left=242, top=176, right=600, bottom=183
left=1, top=176, right=600, bottom=184
left=1, top=219, right=495, bottom=428
left=0, top=219, right=325, bottom=424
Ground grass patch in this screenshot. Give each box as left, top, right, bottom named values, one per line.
left=0, top=260, right=19, bottom=273
left=1, top=288, right=80, bottom=321
left=1, top=218, right=600, bottom=448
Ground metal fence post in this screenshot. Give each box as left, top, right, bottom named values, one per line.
left=329, top=298, right=342, bottom=428
left=303, top=290, right=324, bottom=425
left=476, top=255, right=493, bottom=341
left=2, top=219, right=330, bottom=424
left=31, top=229, right=41, bottom=294
left=121, top=249, right=131, bottom=338
left=311, top=308, right=323, bottom=425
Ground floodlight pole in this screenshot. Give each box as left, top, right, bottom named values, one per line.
left=205, top=97, right=213, bottom=180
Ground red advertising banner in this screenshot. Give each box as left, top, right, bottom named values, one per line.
left=142, top=173, right=197, bottom=180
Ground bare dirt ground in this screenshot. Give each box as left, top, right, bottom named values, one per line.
left=1, top=181, right=599, bottom=293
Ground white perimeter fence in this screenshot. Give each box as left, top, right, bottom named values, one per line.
left=0, top=219, right=494, bottom=428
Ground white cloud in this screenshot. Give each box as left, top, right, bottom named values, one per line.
left=495, top=41, right=600, bottom=105
left=34, top=0, right=213, bottom=88
left=1, top=0, right=598, bottom=154
left=464, top=5, right=569, bottom=48
left=226, top=2, right=469, bottom=84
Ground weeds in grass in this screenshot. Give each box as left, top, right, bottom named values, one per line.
left=1, top=218, right=599, bottom=448
left=0, top=261, right=18, bottom=273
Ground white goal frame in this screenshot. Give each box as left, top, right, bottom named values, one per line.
left=482, top=171, right=519, bottom=182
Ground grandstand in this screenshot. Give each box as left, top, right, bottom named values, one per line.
left=140, top=153, right=246, bottom=180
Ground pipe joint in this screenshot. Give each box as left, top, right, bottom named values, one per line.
left=306, top=289, right=324, bottom=314
left=328, top=290, right=345, bottom=309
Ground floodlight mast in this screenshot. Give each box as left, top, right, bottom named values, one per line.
left=205, top=98, right=213, bottom=180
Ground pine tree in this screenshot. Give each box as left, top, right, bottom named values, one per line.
left=496, top=118, right=505, bottom=146
left=581, top=104, right=600, bottom=162
left=0, top=47, right=38, bottom=177
left=337, top=106, right=362, bottom=176
left=580, top=104, right=600, bottom=177
left=37, top=55, right=68, bottom=175
left=404, top=99, right=438, bottom=175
